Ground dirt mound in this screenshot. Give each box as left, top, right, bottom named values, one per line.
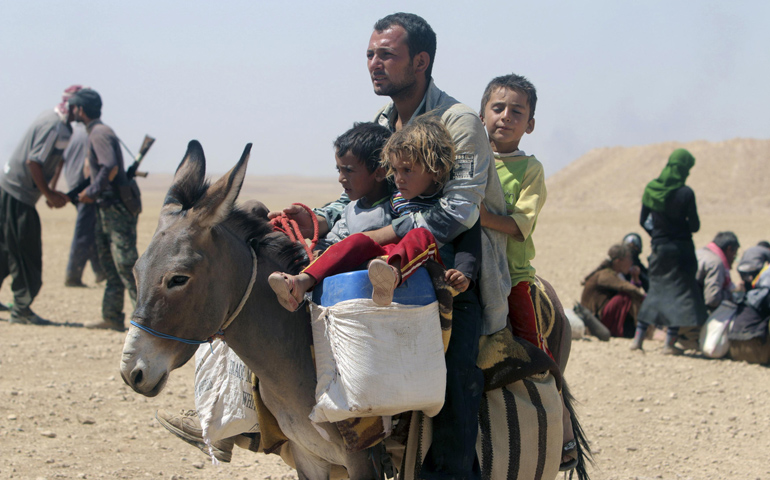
left=547, top=138, right=770, bottom=215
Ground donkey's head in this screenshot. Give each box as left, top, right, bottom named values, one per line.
left=121, top=140, right=258, bottom=396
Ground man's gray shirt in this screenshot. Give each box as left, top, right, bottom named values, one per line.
left=0, top=109, right=72, bottom=206
left=374, top=80, right=510, bottom=335
left=62, top=124, right=89, bottom=190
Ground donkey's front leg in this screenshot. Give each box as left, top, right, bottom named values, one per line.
left=291, top=442, right=333, bottom=480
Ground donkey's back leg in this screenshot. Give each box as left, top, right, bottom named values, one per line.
left=291, top=443, right=378, bottom=480
left=343, top=450, right=380, bottom=480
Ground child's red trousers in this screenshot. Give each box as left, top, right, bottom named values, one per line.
left=507, top=281, right=553, bottom=359
left=303, top=228, right=442, bottom=284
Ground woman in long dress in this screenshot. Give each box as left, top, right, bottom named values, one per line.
left=632, top=148, right=707, bottom=354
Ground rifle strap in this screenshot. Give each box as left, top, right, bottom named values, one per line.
left=117, top=137, right=137, bottom=162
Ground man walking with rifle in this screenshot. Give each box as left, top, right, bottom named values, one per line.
left=69, top=88, right=140, bottom=331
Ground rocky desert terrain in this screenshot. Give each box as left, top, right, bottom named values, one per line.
left=1, top=138, right=769, bottom=479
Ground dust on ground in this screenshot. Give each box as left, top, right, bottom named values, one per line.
left=2, top=139, right=769, bottom=479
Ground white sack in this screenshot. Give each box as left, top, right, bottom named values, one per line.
left=309, top=299, right=446, bottom=424
left=194, top=339, right=260, bottom=443
left=565, top=308, right=585, bottom=339
left=700, top=315, right=731, bottom=358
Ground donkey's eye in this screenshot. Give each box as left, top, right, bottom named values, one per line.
left=167, top=275, right=189, bottom=288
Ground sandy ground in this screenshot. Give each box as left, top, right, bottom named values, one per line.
left=2, top=141, right=770, bottom=480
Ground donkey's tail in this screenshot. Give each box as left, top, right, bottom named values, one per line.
left=563, top=380, right=592, bottom=480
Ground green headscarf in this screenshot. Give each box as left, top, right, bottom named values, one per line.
left=641, top=148, right=696, bottom=212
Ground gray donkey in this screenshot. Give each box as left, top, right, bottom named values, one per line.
left=121, top=140, right=377, bottom=478
left=121, top=140, right=590, bottom=480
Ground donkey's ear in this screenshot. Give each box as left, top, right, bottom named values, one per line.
left=164, top=140, right=207, bottom=210
left=193, top=143, right=252, bottom=228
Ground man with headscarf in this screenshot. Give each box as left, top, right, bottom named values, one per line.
left=0, top=85, right=80, bottom=324
left=632, top=148, right=708, bottom=354
left=69, top=88, right=139, bottom=332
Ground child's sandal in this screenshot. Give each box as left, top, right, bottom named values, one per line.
left=368, top=259, right=400, bottom=307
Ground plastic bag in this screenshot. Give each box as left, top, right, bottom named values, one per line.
left=194, top=339, right=260, bottom=443
left=699, top=301, right=737, bottom=358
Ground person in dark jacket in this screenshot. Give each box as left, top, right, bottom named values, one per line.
left=633, top=148, right=707, bottom=355
left=729, top=256, right=770, bottom=364
left=736, top=241, right=770, bottom=289
left=70, top=88, right=139, bottom=332
left=61, top=124, right=105, bottom=287
left=622, top=232, right=649, bottom=292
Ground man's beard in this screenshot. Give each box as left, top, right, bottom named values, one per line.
left=373, top=66, right=417, bottom=98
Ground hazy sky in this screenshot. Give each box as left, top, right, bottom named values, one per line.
left=1, top=1, right=768, bottom=179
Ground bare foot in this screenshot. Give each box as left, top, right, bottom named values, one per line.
left=268, top=272, right=312, bottom=311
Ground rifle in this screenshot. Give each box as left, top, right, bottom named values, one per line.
left=126, top=135, right=155, bottom=180
left=66, top=135, right=155, bottom=204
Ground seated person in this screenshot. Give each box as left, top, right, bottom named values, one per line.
left=580, top=244, right=646, bottom=338
left=696, top=231, right=740, bottom=312
left=622, top=232, right=649, bottom=291
left=268, top=116, right=478, bottom=310
left=729, top=259, right=770, bottom=364
left=736, top=241, right=770, bottom=289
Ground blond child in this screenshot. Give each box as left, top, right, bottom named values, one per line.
left=269, top=116, right=478, bottom=310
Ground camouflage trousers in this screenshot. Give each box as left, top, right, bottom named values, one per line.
left=95, top=202, right=138, bottom=326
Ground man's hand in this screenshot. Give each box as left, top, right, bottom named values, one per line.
left=28, top=160, right=67, bottom=209
left=45, top=191, right=69, bottom=209
left=78, top=191, right=95, bottom=204
left=267, top=204, right=327, bottom=239
left=445, top=268, right=470, bottom=293
left=478, top=202, right=490, bottom=226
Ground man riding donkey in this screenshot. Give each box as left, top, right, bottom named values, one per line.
left=157, top=12, right=584, bottom=478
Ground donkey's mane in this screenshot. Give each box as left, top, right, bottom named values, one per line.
left=223, top=207, right=309, bottom=275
